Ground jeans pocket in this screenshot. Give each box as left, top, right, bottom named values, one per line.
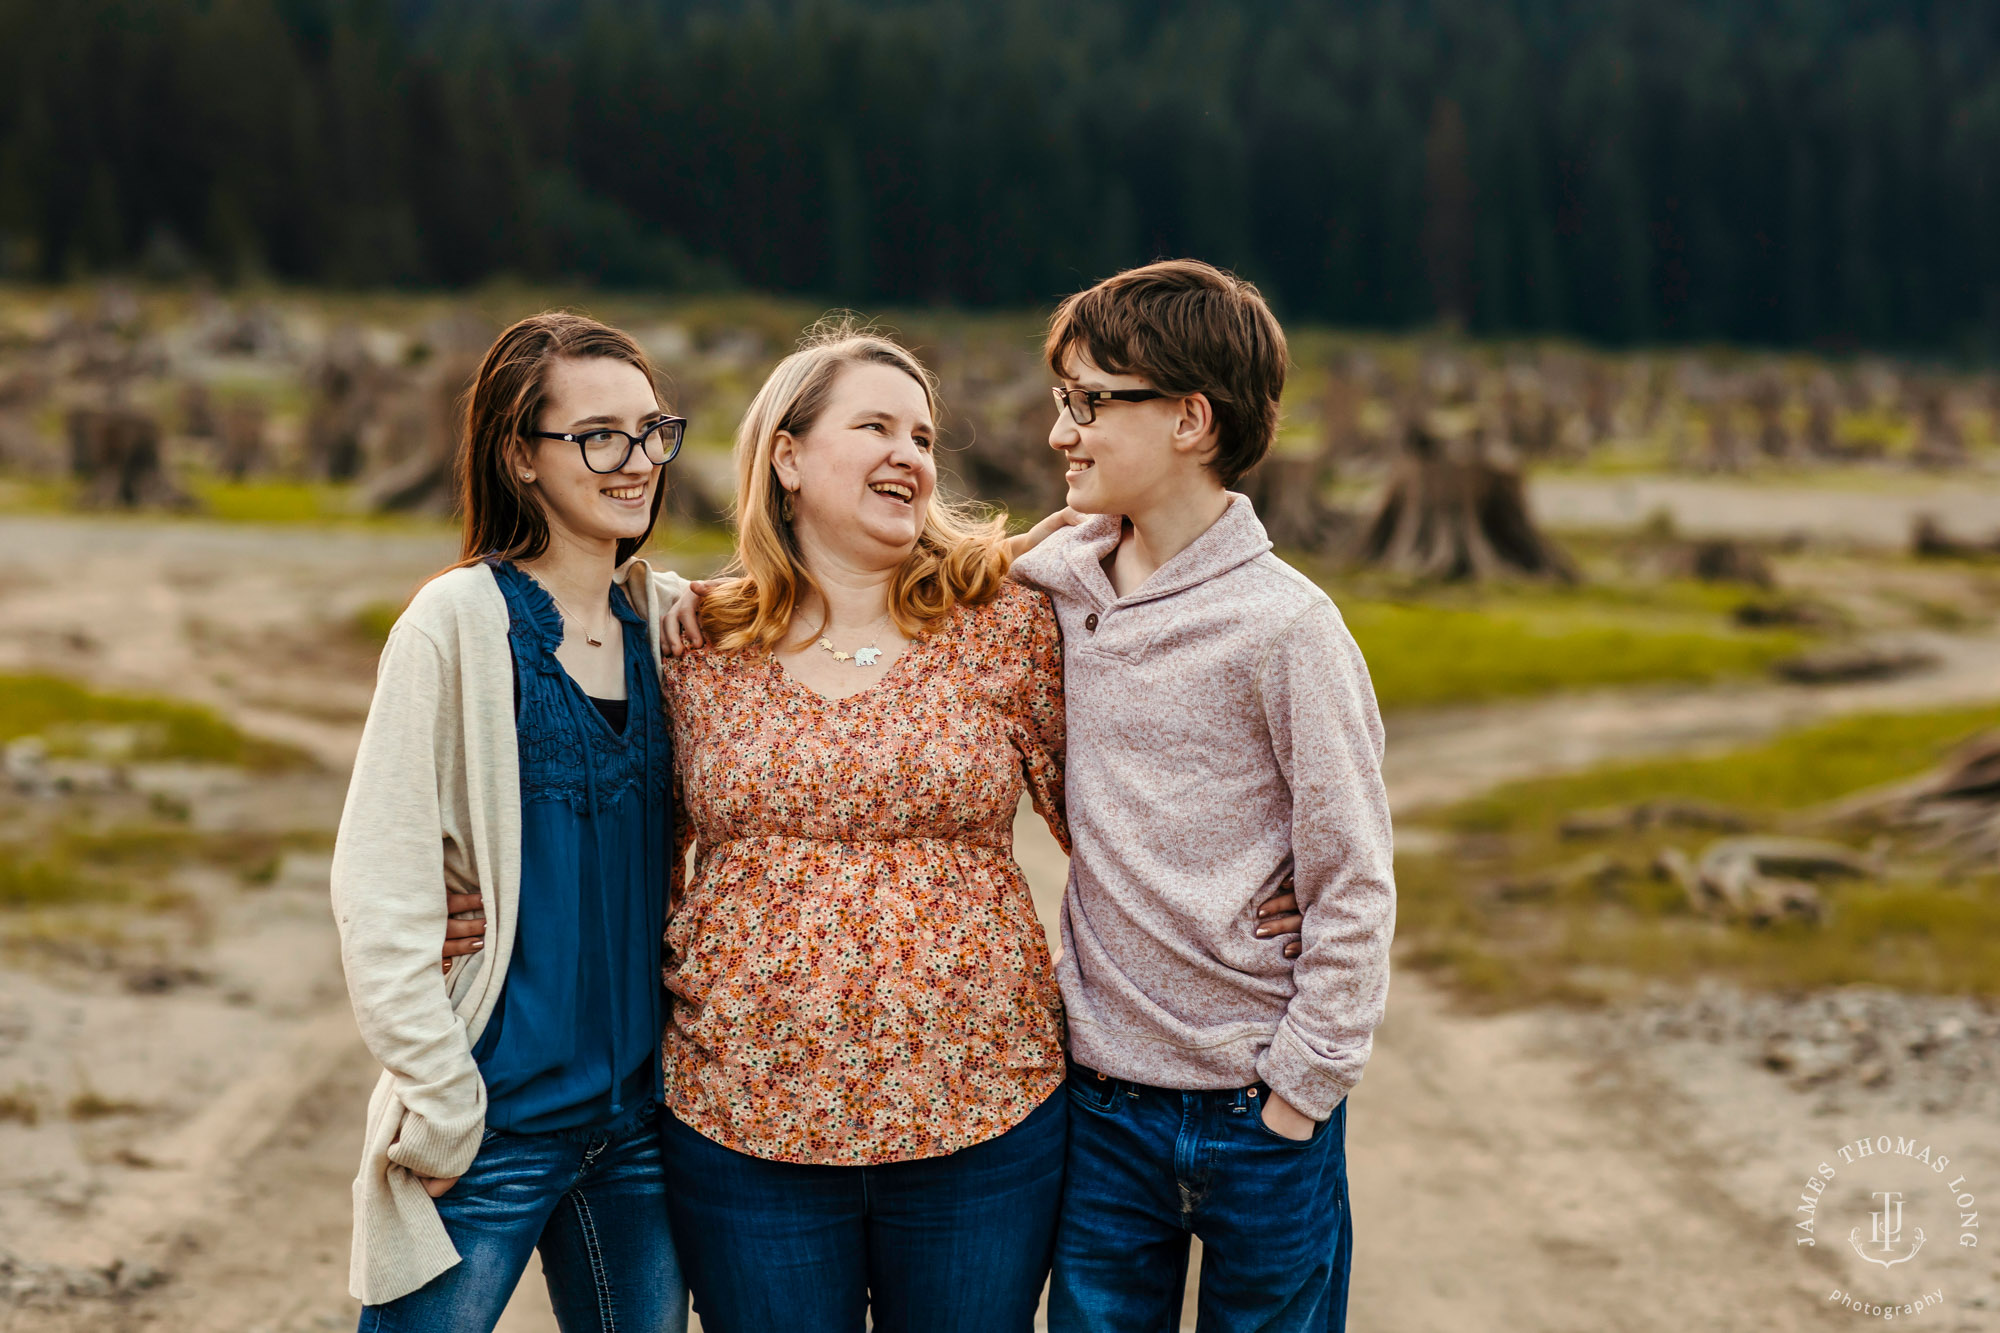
left=1065, top=1070, right=1122, bottom=1115
left=1247, top=1102, right=1321, bottom=1149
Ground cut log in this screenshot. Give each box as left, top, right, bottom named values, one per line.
left=1351, top=424, right=1573, bottom=581
left=66, top=408, right=190, bottom=510
left=1773, top=641, right=1941, bottom=685
left=1894, top=730, right=2000, bottom=869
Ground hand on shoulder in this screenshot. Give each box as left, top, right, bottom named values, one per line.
left=1005, top=507, right=1085, bottom=561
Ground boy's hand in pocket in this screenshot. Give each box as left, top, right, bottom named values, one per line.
left=1260, top=1091, right=1316, bottom=1142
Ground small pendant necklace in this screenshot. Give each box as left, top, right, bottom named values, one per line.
left=544, top=589, right=608, bottom=648
left=815, top=611, right=892, bottom=667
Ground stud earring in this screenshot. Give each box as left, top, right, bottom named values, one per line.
left=520, top=472, right=535, bottom=483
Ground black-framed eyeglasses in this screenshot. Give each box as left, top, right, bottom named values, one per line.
left=1051, top=386, right=1169, bottom=425
left=530, top=416, right=687, bottom=473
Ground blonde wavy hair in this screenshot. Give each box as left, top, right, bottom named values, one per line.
left=698, top=319, right=1010, bottom=652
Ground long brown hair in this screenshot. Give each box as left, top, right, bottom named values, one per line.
left=453, top=311, right=670, bottom=569
left=698, top=318, right=1009, bottom=651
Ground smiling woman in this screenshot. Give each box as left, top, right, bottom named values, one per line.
left=654, top=321, right=1075, bottom=1332
left=693, top=318, right=1012, bottom=664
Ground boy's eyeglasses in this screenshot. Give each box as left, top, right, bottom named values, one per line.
left=530, top=417, right=687, bottom=473
left=1051, top=386, right=1168, bottom=426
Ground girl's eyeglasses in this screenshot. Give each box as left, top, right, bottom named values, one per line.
left=530, top=416, right=687, bottom=473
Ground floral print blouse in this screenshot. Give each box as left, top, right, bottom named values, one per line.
left=660, top=581, right=1068, bottom=1165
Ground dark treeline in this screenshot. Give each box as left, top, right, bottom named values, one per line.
left=3, top=0, right=1999, bottom=352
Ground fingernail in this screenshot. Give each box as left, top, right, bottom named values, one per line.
left=472, top=940, right=483, bottom=949
left=1254, top=926, right=1272, bottom=937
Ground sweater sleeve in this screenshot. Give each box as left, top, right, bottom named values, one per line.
left=1252, top=600, right=1396, bottom=1120
left=330, top=623, right=487, bottom=1179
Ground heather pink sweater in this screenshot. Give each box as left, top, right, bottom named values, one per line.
left=1010, top=494, right=1394, bottom=1119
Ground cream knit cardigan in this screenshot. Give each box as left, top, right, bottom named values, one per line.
left=330, top=557, right=684, bottom=1306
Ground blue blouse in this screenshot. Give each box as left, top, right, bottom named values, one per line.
left=471, top=560, right=671, bottom=1134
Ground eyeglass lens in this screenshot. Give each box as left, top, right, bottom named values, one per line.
left=582, top=420, right=683, bottom=472
left=1054, top=387, right=1095, bottom=425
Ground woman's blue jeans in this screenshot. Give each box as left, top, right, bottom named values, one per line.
left=1048, top=1065, right=1352, bottom=1333
left=357, top=1104, right=685, bottom=1333
left=660, top=1088, right=1068, bottom=1333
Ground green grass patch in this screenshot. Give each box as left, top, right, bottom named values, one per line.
left=186, top=477, right=362, bottom=524
left=1339, top=598, right=1804, bottom=710
left=0, top=476, right=75, bottom=513
left=0, top=843, right=112, bottom=908
left=351, top=601, right=402, bottom=646
left=1449, top=703, right=2000, bottom=834
left=1397, top=702, right=2000, bottom=1007
left=0, top=824, right=330, bottom=909
left=0, top=672, right=310, bottom=770
left=1548, top=879, right=2000, bottom=995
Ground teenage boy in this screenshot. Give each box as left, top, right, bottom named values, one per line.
left=1010, top=259, right=1394, bottom=1333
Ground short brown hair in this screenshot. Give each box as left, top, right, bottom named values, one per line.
left=1044, top=259, right=1288, bottom=487
left=452, top=311, right=670, bottom=572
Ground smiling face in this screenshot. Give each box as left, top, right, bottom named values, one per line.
left=521, top=356, right=665, bottom=552
left=773, top=360, right=937, bottom=570
left=1049, top=351, right=1217, bottom=518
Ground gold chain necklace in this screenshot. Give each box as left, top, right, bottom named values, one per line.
left=527, top=573, right=611, bottom=648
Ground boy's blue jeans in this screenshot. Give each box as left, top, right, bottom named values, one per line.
left=1048, top=1065, right=1352, bottom=1333
left=357, top=1104, right=686, bottom=1333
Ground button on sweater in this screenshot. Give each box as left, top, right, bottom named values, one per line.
left=1010, top=494, right=1395, bottom=1119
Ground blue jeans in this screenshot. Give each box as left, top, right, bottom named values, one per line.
left=358, top=1104, right=686, bottom=1333
left=660, top=1089, right=1067, bottom=1333
left=1048, top=1066, right=1352, bottom=1333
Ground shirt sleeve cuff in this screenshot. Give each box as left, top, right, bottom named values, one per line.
left=385, top=1103, right=485, bottom=1180
left=1255, top=1021, right=1355, bottom=1122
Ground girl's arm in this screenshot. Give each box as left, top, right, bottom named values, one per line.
left=1005, top=507, right=1084, bottom=563
left=1011, top=592, right=1070, bottom=854
left=331, top=624, right=488, bottom=1187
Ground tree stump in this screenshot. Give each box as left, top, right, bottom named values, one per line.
left=1239, top=454, right=1353, bottom=555
left=305, top=333, right=388, bottom=481
left=1748, top=373, right=1792, bottom=459
left=1909, top=383, right=1965, bottom=469
left=1352, top=425, right=1573, bottom=581
left=358, top=357, right=478, bottom=514
left=215, top=399, right=270, bottom=478
left=67, top=408, right=190, bottom=509
left=1802, top=374, right=1840, bottom=459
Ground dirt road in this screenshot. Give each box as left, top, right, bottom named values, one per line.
left=2, top=515, right=1995, bottom=1332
